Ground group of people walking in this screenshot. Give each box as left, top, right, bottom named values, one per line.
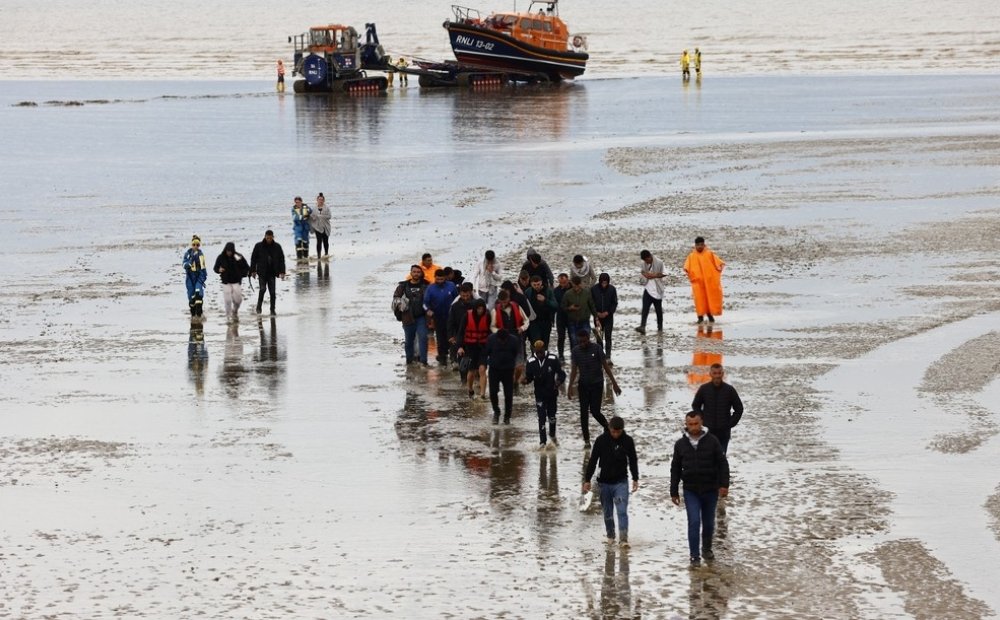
left=391, top=239, right=740, bottom=563
left=180, top=195, right=332, bottom=320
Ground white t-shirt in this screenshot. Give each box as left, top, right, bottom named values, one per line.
left=645, top=277, right=662, bottom=299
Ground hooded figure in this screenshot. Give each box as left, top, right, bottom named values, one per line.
left=591, top=272, right=618, bottom=361
left=214, top=242, right=250, bottom=321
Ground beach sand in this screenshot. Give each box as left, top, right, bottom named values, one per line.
left=1, top=75, right=999, bottom=618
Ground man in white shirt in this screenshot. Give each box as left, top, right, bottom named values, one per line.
left=637, top=249, right=666, bottom=334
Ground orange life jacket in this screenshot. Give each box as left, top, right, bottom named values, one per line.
left=494, top=301, right=524, bottom=332
left=464, top=310, right=490, bottom=345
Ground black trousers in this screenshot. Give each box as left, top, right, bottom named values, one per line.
left=578, top=381, right=608, bottom=442
left=315, top=232, right=329, bottom=256
left=257, top=275, right=276, bottom=312
left=489, top=367, right=514, bottom=418
left=535, top=393, right=558, bottom=444
left=556, top=312, right=568, bottom=359
left=432, top=318, right=449, bottom=364
left=599, top=314, right=614, bottom=358
left=640, top=291, right=663, bottom=329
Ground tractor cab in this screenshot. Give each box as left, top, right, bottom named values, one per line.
left=290, top=24, right=362, bottom=86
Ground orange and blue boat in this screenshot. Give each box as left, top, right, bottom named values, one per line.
left=443, top=1, right=588, bottom=81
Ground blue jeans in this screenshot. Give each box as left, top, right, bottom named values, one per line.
left=599, top=480, right=630, bottom=536
left=402, top=316, right=428, bottom=363
left=683, top=489, right=719, bottom=559
left=567, top=320, right=591, bottom=349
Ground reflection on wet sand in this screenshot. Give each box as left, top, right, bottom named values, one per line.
left=293, top=263, right=310, bottom=292
left=187, top=321, right=208, bottom=396
left=642, top=337, right=667, bottom=410
left=688, top=560, right=731, bottom=620
left=439, top=85, right=583, bottom=144
left=535, top=453, right=560, bottom=548
left=220, top=322, right=245, bottom=399
left=316, top=261, right=330, bottom=287
left=254, top=316, right=285, bottom=393
left=688, top=326, right=723, bottom=387
left=395, top=390, right=527, bottom=509
left=293, top=94, right=388, bottom=146
left=480, top=429, right=526, bottom=509
left=589, top=547, right=640, bottom=619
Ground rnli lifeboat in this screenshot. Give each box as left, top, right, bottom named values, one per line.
left=443, top=0, right=588, bottom=81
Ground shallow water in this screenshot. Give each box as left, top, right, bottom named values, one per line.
left=1, top=0, right=999, bottom=79
left=2, top=74, right=1000, bottom=617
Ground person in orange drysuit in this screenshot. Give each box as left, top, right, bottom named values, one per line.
left=683, top=236, right=725, bottom=324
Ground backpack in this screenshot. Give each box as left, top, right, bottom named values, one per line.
left=391, top=284, right=409, bottom=321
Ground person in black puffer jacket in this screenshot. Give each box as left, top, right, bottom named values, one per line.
left=213, top=242, right=250, bottom=322
left=670, top=411, right=730, bottom=565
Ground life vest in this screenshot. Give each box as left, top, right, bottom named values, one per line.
left=464, top=310, right=490, bottom=345
left=494, top=301, right=524, bottom=332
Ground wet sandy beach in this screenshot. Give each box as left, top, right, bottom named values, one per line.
left=1, top=74, right=999, bottom=618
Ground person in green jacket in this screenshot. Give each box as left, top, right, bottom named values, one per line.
left=561, top=275, right=597, bottom=349
left=526, top=275, right=558, bottom=348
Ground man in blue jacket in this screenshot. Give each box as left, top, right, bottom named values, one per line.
left=424, top=269, right=458, bottom=367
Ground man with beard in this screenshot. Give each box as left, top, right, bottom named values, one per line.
left=526, top=275, right=557, bottom=349
left=392, top=265, right=430, bottom=365
left=424, top=269, right=458, bottom=367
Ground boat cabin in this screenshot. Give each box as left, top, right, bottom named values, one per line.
left=454, top=2, right=572, bottom=52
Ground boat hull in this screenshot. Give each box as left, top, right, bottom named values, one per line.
left=445, top=22, right=587, bottom=81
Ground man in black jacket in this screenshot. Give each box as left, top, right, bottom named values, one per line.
left=591, top=272, right=618, bottom=363
left=447, top=283, right=476, bottom=375
left=484, top=328, right=520, bottom=425
left=568, top=329, right=622, bottom=448
left=692, top=364, right=744, bottom=454
left=670, top=411, right=730, bottom=564
left=522, top=249, right=555, bottom=289
left=582, top=416, right=639, bottom=547
left=249, top=230, right=286, bottom=315
left=522, top=340, right=566, bottom=449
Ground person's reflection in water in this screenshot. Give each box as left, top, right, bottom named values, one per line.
left=599, top=547, right=640, bottom=619
left=688, top=325, right=723, bottom=386
left=642, top=339, right=666, bottom=410
left=316, top=260, right=330, bottom=287
left=294, top=263, right=311, bottom=293
left=220, top=322, right=245, bottom=400
left=187, top=322, right=209, bottom=396
left=688, top=563, right=731, bottom=620
left=254, top=316, right=285, bottom=394
left=486, top=428, right=525, bottom=510
left=535, top=452, right=560, bottom=548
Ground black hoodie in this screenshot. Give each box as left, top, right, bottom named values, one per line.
left=214, top=242, right=250, bottom=284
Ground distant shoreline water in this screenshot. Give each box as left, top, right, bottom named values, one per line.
left=1, top=0, right=997, bottom=79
